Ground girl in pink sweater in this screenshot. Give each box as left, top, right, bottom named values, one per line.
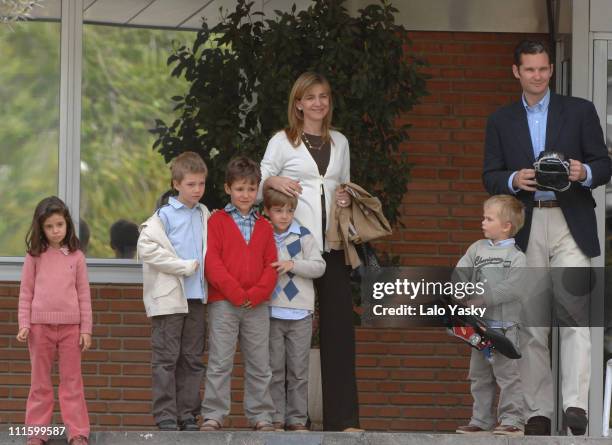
left=17, top=196, right=92, bottom=445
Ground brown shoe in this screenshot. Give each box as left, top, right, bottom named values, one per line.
left=456, top=425, right=490, bottom=435
left=253, top=421, right=275, bottom=432
left=525, top=416, right=551, bottom=436
left=565, top=407, right=587, bottom=435
left=200, top=419, right=221, bottom=431
left=493, top=425, right=524, bottom=436
left=286, top=423, right=309, bottom=432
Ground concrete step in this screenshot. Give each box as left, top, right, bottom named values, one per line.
left=1, top=431, right=611, bottom=445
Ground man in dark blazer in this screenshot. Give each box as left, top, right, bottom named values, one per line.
left=482, top=40, right=611, bottom=436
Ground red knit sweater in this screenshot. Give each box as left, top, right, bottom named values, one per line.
left=205, top=210, right=278, bottom=307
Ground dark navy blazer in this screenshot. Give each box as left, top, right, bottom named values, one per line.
left=482, top=92, right=611, bottom=258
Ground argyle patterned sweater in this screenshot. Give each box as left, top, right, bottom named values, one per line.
left=271, top=226, right=326, bottom=311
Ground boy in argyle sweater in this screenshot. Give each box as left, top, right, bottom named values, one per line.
left=264, top=188, right=326, bottom=431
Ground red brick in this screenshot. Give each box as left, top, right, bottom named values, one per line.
left=99, top=288, right=122, bottom=298
left=403, top=205, right=449, bottom=217
left=403, top=142, right=440, bottom=153
left=359, top=393, right=389, bottom=404
left=98, top=415, right=121, bottom=425
left=411, top=167, right=438, bottom=179
left=122, top=313, right=149, bottom=324
left=402, top=232, right=448, bottom=242
left=439, top=92, right=464, bottom=104
left=440, top=68, right=464, bottom=79
left=97, top=313, right=121, bottom=324
left=123, top=389, right=152, bottom=401
left=464, top=68, right=511, bottom=79
left=356, top=369, right=389, bottom=379
left=404, top=117, right=441, bottom=129
left=390, top=394, right=435, bottom=405
left=99, top=389, right=122, bottom=400
left=99, top=339, right=122, bottom=350
left=356, top=356, right=378, bottom=367
left=378, top=357, right=402, bottom=367
left=422, top=54, right=455, bottom=65
left=109, top=301, right=144, bottom=312
left=122, top=288, right=143, bottom=298
left=100, top=364, right=122, bottom=375
left=440, top=118, right=462, bottom=129
left=355, top=330, right=378, bottom=341
left=392, top=419, right=434, bottom=431
left=361, top=419, right=392, bottom=430
left=463, top=168, right=484, bottom=180
left=454, top=104, right=499, bottom=116
left=111, top=376, right=152, bottom=387
left=439, top=143, right=465, bottom=154
left=107, top=402, right=150, bottom=413
left=401, top=256, right=453, bottom=267
left=411, top=104, right=451, bottom=116
left=404, top=218, right=440, bottom=228
left=124, top=339, right=151, bottom=350
left=402, top=192, right=439, bottom=204
left=451, top=182, right=486, bottom=192
left=452, top=131, right=484, bottom=142
left=123, top=364, right=150, bottom=375
left=465, top=42, right=514, bottom=54
left=439, top=194, right=462, bottom=205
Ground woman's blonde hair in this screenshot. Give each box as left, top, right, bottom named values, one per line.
left=285, top=72, right=334, bottom=147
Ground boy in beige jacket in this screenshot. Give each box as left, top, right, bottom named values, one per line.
left=138, top=152, right=210, bottom=431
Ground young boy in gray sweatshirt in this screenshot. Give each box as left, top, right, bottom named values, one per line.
left=263, top=188, right=326, bottom=431
left=454, top=195, right=526, bottom=437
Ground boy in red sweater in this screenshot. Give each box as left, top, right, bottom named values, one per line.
left=200, top=156, right=278, bottom=432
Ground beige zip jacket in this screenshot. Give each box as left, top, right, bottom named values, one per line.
left=137, top=204, right=210, bottom=317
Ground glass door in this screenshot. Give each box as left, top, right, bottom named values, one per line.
left=594, top=39, right=612, bottom=437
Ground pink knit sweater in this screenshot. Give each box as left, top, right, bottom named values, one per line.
left=18, top=247, right=93, bottom=334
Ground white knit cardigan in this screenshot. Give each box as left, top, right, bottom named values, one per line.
left=260, top=130, right=350, bottom=252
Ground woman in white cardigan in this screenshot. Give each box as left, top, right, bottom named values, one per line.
left=260, top=72, right=361, bottom=432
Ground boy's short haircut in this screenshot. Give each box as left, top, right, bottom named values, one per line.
left=484, top=195, right=525, bottom=236
left=171, top=151, right=208, bottom=184
left=263, top=187, right=298, bottom=210
left=225, top=156, right=261, bottom=186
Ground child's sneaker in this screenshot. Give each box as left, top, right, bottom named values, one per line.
left=493, top=425, right=523, bottom=436
left=455, top=424, right=490, bottom=434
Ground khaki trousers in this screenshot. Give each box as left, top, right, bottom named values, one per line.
left=520, top=208, right=591, bottom=420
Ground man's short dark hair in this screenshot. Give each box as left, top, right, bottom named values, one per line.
left=110, top=219, right=139, bottom=259
left=225, top=156, right=261, bottom=186
left=513, top=40, right=551, bottom=66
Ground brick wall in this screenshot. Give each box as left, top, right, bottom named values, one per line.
left=0, top=31, right=546, bottom=431
left=0, top=282, right=474, bottom=431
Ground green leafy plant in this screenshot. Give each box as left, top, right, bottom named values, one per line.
left=151, top=0, right=428, bottom=222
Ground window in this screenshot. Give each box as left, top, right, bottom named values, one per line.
left=80, top=24, right=192, bottom=259
left=0, top=21, right=61, bottom=257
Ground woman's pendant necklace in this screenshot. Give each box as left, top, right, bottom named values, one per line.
left=302, top=131, right=325, bottom=151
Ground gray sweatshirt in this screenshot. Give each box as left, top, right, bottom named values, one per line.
left=454, top=239, right=526, bottom=323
